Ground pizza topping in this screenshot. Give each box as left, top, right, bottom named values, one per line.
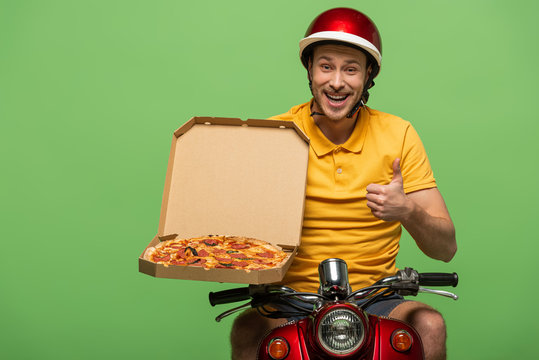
left=215, top=257, right=232, bottom=262
left=258, top=252, right=275, bottom=258
left=176, top=248, right=187, bottom=258
left=185, top=246, right=198, bottom=256
left=195, top=249, right=207, bottom=257
left=188, top=258, right=207, bottom=266
left=232, top=261, right=249, bottom=267
left=231, top=243, right=251, bottom=250
left=170, top=259, right=186, bottom=265
left=154, top=254, right=171, bottom=262
left=203, top=239, right=218, bottom=246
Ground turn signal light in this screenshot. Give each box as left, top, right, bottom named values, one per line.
left=391, top=329, right=413, bottom=352
left=268, top=337, right=289, bottom=359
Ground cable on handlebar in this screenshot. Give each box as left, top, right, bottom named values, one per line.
left=357, top=288, right=394, bottom=311
left=346, top=284, right=393, bottom=301
left=257, top=305, right=311, bottom=319
left=252, top=292, right=320, bottom=319
left=280, top=292, right=327, bottom=302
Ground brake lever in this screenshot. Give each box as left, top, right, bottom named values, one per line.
left=418, top=287, right=459, bottom=300
left=215, top=301, right=252, bottom=322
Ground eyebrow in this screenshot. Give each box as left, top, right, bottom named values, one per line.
left=316, top=55, right=362, bottom=66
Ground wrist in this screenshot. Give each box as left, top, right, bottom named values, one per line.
left=400, top=196, right=416, bottom=224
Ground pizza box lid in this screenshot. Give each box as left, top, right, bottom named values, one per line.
left=139, top=116, right=310, bottom=283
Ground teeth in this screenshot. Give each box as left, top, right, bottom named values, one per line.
left=327, top=94, right=347, bottom=101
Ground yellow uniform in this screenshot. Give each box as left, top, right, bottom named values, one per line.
left=270, top=100, right=437, bottom=292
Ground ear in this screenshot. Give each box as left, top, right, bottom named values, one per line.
left=307, top=57, right=313, bottom=81
left=363, top=63, right=373, bottom=89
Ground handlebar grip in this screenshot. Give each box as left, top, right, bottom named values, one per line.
left=418, top=273, right=458, bottom=287
left=209, top=287, right=250, bottom=306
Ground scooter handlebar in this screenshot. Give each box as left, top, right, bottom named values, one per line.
left=418, top=272, right=458, bottom=287
left=209, top=287, right=250, bottom=306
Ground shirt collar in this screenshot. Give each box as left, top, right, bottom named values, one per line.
left=301, top=99, right=370, bottom=156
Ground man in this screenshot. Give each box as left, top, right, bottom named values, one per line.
left=231, top=8, right=456, bottom=360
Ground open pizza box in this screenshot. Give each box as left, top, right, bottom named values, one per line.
left=139, top=117, right=309, bottom=284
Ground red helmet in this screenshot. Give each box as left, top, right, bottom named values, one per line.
left=300, top=8, right=382, bottom=77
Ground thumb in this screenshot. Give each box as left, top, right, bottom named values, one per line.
left=391, top=158, right=403, bottom=184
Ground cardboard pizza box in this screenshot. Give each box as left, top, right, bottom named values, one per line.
left=139, top=117, right=309, bottom=284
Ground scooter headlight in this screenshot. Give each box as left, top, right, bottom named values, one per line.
left=317, top=307, right=366, bottom=355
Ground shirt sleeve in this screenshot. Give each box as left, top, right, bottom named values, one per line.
left=400, top=124, right=437, bottom=193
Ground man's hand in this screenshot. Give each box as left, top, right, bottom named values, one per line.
left=366, top=158, right=411, bottom=222
left=366, top=158, right=457, bottom=262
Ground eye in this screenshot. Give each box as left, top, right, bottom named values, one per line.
left=346, top=67, right=358, bottom=74
left=320, top=64, right=331, bottom=71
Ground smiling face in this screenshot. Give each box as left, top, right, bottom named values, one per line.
left=309, top=44, right=372, bottom=121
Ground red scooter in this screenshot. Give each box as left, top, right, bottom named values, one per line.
left=209, top=258, right=458, bottom=359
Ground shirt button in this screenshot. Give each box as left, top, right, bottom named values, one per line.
left=337, top=168, right=343, bottom=174
left=334, top=147, right=341, bottom=153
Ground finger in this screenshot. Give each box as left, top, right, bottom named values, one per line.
left=365, top=193, right=383, bottom=205
left=367, top=201, right=378, bottom=211
left=367, top=201, right=384, bottom=211
left=390, top=158, right=403, bottom=184
left=366, top=183, right=384, bottom=194
left=369, top=207, right=384, bottom=220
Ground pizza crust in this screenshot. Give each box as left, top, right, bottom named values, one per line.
left=143, top=246, right=156, bottom=261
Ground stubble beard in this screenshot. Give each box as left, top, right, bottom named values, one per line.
left=312, top=89, right=362, bottom=122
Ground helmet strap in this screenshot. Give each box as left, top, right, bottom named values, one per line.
left=346, top=100, right=363, bottom=118
left=310, top=96, right=325, bottom=117
left=347, top=68, right=376, bottom=117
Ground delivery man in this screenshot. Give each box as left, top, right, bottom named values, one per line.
left=230, top=8, right=456, bottom=360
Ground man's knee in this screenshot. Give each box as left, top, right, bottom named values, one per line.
left=231, top=309, right=270, bottom=345
left=389, top=301, right=447, bottom=360
left=389, top=301, right=445, bottom=335
left=230, top=309, right=285, bottom=360
left=415, top=307, right=446, bottom=336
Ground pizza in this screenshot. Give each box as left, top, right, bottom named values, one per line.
left=143, top=235, right=288, bottom=271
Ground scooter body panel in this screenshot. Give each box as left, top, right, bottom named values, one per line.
left=258, top=320, right=309, bottom=359
left=377, top=317, right=424, bottom=360
left=258, top=314, right=424, bottom=359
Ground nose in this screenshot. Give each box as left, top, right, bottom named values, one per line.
left=329, top=71, right=345, bottom=91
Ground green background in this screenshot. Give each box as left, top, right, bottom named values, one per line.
left=1, top=0, right=538, bottom=358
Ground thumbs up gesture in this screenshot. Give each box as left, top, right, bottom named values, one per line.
left=366, top=158, right=411, bottom=221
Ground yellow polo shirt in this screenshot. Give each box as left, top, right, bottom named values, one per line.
left=269, top=100, right=437, bottom=292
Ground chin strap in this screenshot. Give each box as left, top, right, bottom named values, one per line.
left=346, top=100, right=364, bottom=118
left=345, top=67, right=376, bottom=118
left=311, top=100, right=364, bottom=118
